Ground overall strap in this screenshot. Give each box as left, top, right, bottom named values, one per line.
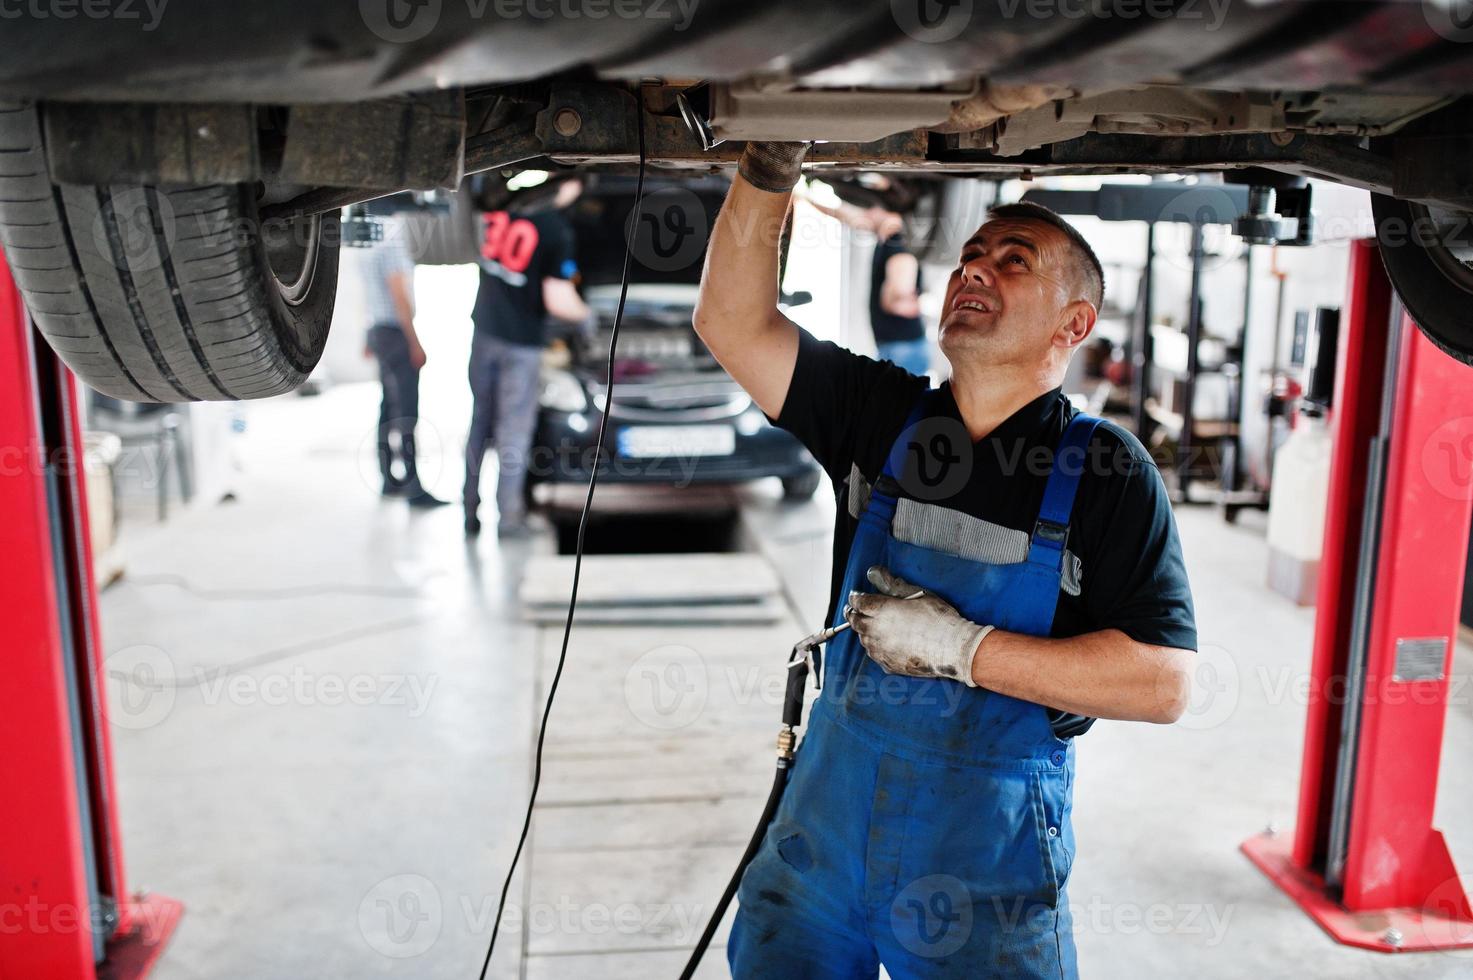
left=1027, top=414, right=1103, bottom=570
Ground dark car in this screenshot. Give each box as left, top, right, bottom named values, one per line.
left=526, top=175, right=822, bottom=505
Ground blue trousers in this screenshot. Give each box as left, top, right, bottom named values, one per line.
left=876, top=338, right=931, bottom=377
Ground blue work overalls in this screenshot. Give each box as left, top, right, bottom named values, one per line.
left=729, top=391, right=1101, bottom=979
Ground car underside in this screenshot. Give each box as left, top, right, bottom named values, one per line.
left=1, top=1, right=1472, bottom=400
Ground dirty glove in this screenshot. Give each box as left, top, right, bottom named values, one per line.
left=845, top=566, right=993, bottom=686
left=737, top=141, right=810, bottom=194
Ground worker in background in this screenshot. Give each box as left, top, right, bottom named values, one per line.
left=801, top=179, right=930, bottom=376
left=363, top=214, right=447, bottom=509
left=695, top=142, right=1197, bottom=978
left=464, top=176, right=591, bottom=538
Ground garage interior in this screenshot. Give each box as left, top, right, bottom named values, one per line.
left=7, top=172, right=1473, bottom=979
left=3, top=10, right=1473, bottom=974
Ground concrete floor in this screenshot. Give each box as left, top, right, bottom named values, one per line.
left=99, top=382, right=1473, bottom=979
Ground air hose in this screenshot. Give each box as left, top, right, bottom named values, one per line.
left=678, top=623, right=827, bottom=977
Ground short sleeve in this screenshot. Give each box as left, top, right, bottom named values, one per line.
left=1071, top=427, right=1197, bottom=651
left=545, top=216, right=577, bottom=282
left=373, top=218, right=414, bottom=279
left=772, top=327, right=927, bottom=482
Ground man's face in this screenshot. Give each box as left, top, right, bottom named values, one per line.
left=938, top=217, right=1089, bottom=370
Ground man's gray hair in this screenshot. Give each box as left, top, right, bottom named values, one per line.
left=987, top=201, right=1105, bottom=310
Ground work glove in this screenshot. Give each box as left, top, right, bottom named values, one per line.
left=845, top=566, right=993, bottom=686
left=737, top=141, right=810, bottom=194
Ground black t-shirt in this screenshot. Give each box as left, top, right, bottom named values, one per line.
left=869, top=233, right=925, bottom=344
left=774, top=328, right=1197, bottom=738
left=471, top=208, right=578, bottom=347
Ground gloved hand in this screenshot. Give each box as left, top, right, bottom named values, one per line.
left=845, top=566, right=993, bottom=686
left=737, top=141, right=810, bottom=194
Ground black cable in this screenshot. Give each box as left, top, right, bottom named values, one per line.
left=476, top=109, right=647, bottom=980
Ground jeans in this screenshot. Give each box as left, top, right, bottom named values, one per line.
left=367, top=323, right=423, bottom=493
left=876, top=338, right=931, bottom=377
left=464, top=332, right=544, bottom=526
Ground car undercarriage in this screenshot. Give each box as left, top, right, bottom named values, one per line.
left=2, top=1, right=1472, bottom=398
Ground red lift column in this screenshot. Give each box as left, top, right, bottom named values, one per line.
left=1243, top=239, right=1473, bottom=952
left=0, top=248, right=180, bottom=975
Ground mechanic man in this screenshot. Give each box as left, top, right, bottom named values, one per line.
left=464, top=176, right=591, bottom=538
left=801, top=181, right=931, bottom=376
left=693, top=142, right=1197, bottom=978
left=361, top=213, right=446, bottom=509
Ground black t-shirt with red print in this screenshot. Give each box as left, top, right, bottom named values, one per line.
left=471, top=207, right=578, bottom=347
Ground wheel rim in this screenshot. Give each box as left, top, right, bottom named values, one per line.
left=267, top=213, right=323, bottom=308
left=1410, top=203, right=1473, bottom=294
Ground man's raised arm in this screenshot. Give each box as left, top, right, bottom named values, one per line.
left=693, top=142, right=808, bottom=420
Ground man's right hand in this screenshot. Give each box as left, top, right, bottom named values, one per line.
left=737, top=142, right=810, bottom=194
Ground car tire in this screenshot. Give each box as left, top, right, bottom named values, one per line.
left=0, top=101, right=340, bottom=401
left=1372, top=194, right=1473, bottom=365
left=781, top=468, right=822, bottom=501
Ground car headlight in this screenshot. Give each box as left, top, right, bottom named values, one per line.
left=539, top=368, right=588, bottom=414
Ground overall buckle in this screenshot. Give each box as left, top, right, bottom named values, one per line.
left=1033, top=518, right=1069, bottom=549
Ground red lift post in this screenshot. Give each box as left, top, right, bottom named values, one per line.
left=1243, top=239, right=1473, bottom=951
left=0, top=254, right=180, bottom=975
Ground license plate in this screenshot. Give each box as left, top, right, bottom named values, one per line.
left=617, top=425, right=735, bottom=459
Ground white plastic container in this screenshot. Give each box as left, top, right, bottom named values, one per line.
left=1266, top=414, right=1334, bottom=604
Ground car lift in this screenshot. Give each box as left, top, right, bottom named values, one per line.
left=0, top=256, right=181, bottom=975
left=1241, top=239, right=1473, bottom=951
